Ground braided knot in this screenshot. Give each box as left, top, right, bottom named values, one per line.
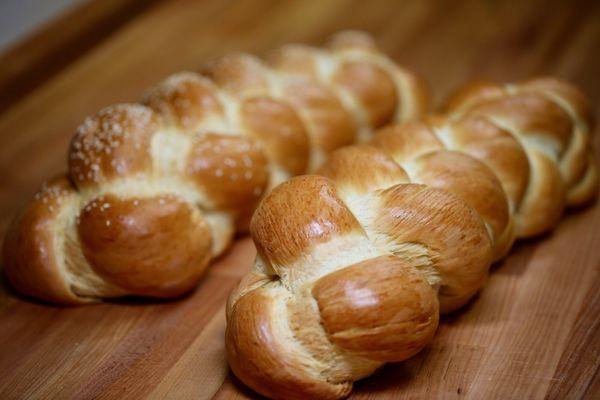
left=3, top=31, right=426, bottom=304
left=225, top=77, right=597, bottom=399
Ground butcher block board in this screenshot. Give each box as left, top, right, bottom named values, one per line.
left=0, top=0, right=599, bottom=399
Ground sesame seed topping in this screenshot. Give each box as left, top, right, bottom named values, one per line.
left=71, top=103, right=154, bottom=186
left=242, top=155, right=253, bottom=167
left=224, top=158, right=237, bottom=167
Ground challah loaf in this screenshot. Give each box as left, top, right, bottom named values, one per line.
left=2, top=31, right=427, bottom=304
left=226, top=77, right=598, bottom=399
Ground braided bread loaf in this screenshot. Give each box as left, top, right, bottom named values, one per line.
left=2, top=32, right=427, bottom=304
left=226, top=77, right=598, bottom=399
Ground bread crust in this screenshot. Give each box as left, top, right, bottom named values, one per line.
left=227, top=77, right=597, bottom=399
left=3, top=31, right=426, bottom=304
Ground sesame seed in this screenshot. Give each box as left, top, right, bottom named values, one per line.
left=224, top=158, right=237, bottom=167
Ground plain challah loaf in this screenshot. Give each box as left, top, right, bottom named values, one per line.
left=226, top=77, right=598, bottom=399
left=2, top=31, right=427, bottom=304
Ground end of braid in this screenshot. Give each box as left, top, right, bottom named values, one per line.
left=227, top=176, right=441, bottom=399
left=444, top=77, right=598, bottom=236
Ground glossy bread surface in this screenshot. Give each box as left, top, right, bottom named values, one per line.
left=2, top=31, right=427, bottom=303
left=226, top=77, right=598, bottom=399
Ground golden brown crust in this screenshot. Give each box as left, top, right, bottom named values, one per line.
left=370, top=120, right=443, bottom=163
left=226, top=268, right=272, bottom=321
left=268, top=45, right=320, bottom=77
left=268, top=31, right=428, bottom=165
left=239, top=96, right=310, bottom=176
left=2, top=176, right=85, bottom=305
left=317, top=144, right=409, bottom=193
left=78, top=194, right=212, bottom=297
left=186, top=133, right=269, bottom=210
left=68, top=104, right=157, bottom=189
left=228, top=177, right=490, bottom=399
left=332, top=62, right=398, bottom=127
left=282, top=80, right=357, bottom=154
left=567, top=153, right=599, bottom=206
left=312, top=255, right=439, bottom=361
left=444, top=78, right=597, bottom=236
left=521, top=77, right=594, bottom=130
left=444, top=114, right=530, bottom=208
left=376, top=184, right=492, bottom=313
left=251, top=176, right=362, bottom=267
left=407, top=150, right=509, bottom=254
left=227, top=76, right=596, bottom=400
left=201, top=53, right=269, bottom=95
left=467, top=94, right=572, bottom=153
left=399, top=69, right=430, bottom=120
left=226, top=288, right=352, bottom=400
left=513, top=150, right=567, bottom=236
left=141, top=72, right=224, bottom=131
left=442, top=80, right=503, bottom=112
left=6, top=31, right=428, bottom=306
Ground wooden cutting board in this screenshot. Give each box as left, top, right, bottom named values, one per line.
left=0, top=0, right=598, bottom=398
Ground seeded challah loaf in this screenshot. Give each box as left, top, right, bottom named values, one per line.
left=2, top=31, right=427, bottom=304
left=226, top=77, right=598, bottom=399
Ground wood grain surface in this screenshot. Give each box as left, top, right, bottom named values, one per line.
left=0, top=0, right=599, bottom=399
